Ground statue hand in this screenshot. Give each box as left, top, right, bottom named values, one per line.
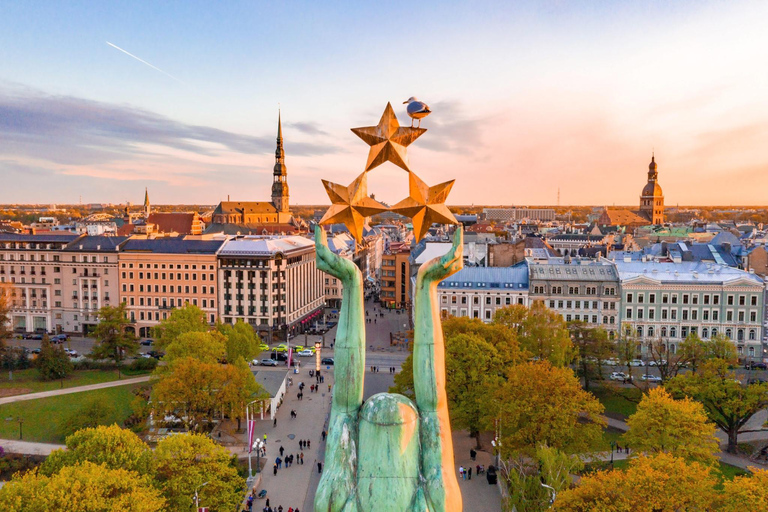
left=315, top=225, right=358, bottom=283
left=420, top=227, right=463, bottom=283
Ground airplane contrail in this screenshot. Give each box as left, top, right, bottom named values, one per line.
left=106, top=41, right=188, bottom=86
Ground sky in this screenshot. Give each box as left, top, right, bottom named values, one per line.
left=1, top=0, right=767, bottom=207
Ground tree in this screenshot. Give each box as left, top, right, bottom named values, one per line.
left=163, top=331, right=226, bottom=365
left=0, top=284, right=11, bottom=352
left=666, top=359, right=768, bottom=453
left=616, top=326, right=640, bottom=380
left=445, top=315, right=524, bottom=367
left=216, top=357, right=260, bottom=431
left=717, top=469, right=768, bottom=511
left=154, top=303, right=209, bottom=350
left=495, top=361, right=605, bottom=457
left=57, top=397, right=118, bottom=439
left=0, top=461, right=166, bottom=512
left=569, top=321, right=613, bottom=391
left=41, top=425, right=153, bottom=477
left=217, top=320, right=262, bottom=363
left=678, top=332, right=736, bottom=373
left=36, top=335, right=73, bottom=381
left=154, top=433, right=243, bottom=512
left=645, top=336, right=688, bottom=383
left=624, top=387, right=719, bottom=465
left=90, top=303, right=138, bottom=369
left=554, top=453, right=717, bottom=511
left=495, top=301, right=573, bottom=367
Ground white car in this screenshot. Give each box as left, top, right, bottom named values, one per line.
left=602, top=358, right=620, bottom=366
left=629, top=359, right=645, bottom=367
left=610, top=372, right=628, bottom=381
left=260, top=359, right=279, bottom=367
left=647, top=360, right=667, bottom=367
left=641, top=374, right=662, bottom=383
left=297, top=350, right=314, bottom=357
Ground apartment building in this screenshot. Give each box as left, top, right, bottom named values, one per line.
left=217, top=236, right=324, bottom=342
left=437, top=265, right=529, bottom=321
left=380, top=250, right=410, bottom=308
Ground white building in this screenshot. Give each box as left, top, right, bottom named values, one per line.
left=437, top=265, right=529, bottom=322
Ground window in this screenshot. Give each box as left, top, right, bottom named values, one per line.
left=637, top=308, right=644, bottom=319
left=738, top=311, right=745, bottom=322
left=625, top=308, right=632, bottom=319
left=751, top=296, right=757, bottom=306
left=727, top=295, right=734, bottom=306
left=691, top=310, right=698, bottom=320
left=703, top=310, right=709, bottom=321
left=638, top=294, right=644, bottom=304
left=661, top=309, right=668, bottom=320
left=662, top=294, right=669, bottom=304
left=648, top=309, right=655, bottom=319
left=704, top=295, right=710, bottom=305
left=726, top=311, right=733, bottom=322
left=739, top=295, right=746, bottom=306
left=626, top=293, right=633, bottom=303
left=750, top=311, right=757, bottom=322
left=702, top=328, right=709, bottom=338
left=671, top=309, right=677, bottom=320
left=671, top=295, right=678, bottom=304
left=649, top=294, right=655, bottom=304
left=712, top=310, right=719, bottom=321
left=713, top=295, right=720, bottom=305
left=682, top=310, right=688, bottom=321
left=749, top=329, right=756, bottom=341
left=670, top=327, right=677, bottom=338
left=692, top=295, right=698, bottom=305
left=682, top=294, right=689, bottom=304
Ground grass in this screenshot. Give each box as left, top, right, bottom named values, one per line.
left=580, top=458, right=749, bottom=483
left=0, top=368, right=150, bottom=396
left=0, top=383, right=143, bottom=443
left=590, top=384, right=642, bottom=419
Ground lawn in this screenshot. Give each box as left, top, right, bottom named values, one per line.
left=590, top=385, right=642, bottom=419
left=0, top=383, right=144, bottom=444
left=0, top=368, right=149, bottom=397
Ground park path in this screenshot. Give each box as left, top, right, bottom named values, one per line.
left=0, top=375, right=151, bottom=405
left=0, top=439, right=64, bottom=456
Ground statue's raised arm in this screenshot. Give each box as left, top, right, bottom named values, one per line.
left=314, top=225, right=365, bottom=512
left=413, top=227, right=463, bottom=512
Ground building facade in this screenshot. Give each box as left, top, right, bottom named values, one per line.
left=437, top=265, right=529, bottom=321
left=483, top=207, right=556, bottom=223
left=217, top=236, right=324, bottom=342
left=380, top=250, right=411, bottom=308
left=118, top=236, right=225, bottom=337
left=639, top=155, right=664, bottom=225
left=615, top=260, right=764, bottom=360
left=528, top=257, right=621, bottom=337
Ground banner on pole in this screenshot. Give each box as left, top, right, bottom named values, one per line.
left=247, top=420, right=255, bottom=453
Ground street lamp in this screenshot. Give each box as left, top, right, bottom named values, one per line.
left=193, top=481, right=209, bottom=510
left=540, top=482, right=557, bottom=506
left=17, top=417, right=23, bottom=440
left=315, top=341, right=322, bottom=373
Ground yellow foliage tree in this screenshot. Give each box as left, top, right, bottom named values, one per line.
left=0, top=461, right=166, bottom=512
left=624, top=387, right=719, bottom=465
left=494, top=301, right=573, bottom=367
left=716, top=468, right=768, bottom=511
left=163, top=331, right=227, bottom=365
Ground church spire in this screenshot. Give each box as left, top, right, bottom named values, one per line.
left=143, top=187, right=150, bottom=218
left=272, top=111, right=289, bottom=213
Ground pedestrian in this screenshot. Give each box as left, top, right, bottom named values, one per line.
left=300, top=452, right=304, bottom=464
left=276, top=457, right=282, bottom=469
left=273, top=417, right=277, bottom=427
left=278, top=506, right=283, bottom=512
left=468, top=466, right=472, bottom=480
left=299, top=440, right=304, bottom=449
left=318, top=461, right=323, bottom=473
left=273, top=463, right=277, bottom=476
left=264, top=434, right=268, bottom=442
left=328, top=384, right=331, bottom=392
left=626, top=444, right=630, bottom=455
left=459, top=466, right=464, bottom=480
left=322, top=430, right=327, bottom=441
left=307, top=440, right=310, bottom=449
left=266, top=499, right=270, bottom=508
left=279, top=446, right=284, bottom=456
left=470, top=448, right=476, bottom=461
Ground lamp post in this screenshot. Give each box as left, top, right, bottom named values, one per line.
left=193, top=481, right=209, bottom=510
left=17, top=417, right=23, bottom=440
left=315, top=341, right=322, bottom=373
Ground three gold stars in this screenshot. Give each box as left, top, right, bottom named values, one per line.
left=351, top=102, right=426, bottom=172
left=319, top=172, right=387, bottom=243
left=320, top=103, right=457, bottom=244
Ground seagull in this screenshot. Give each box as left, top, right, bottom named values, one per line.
left=403, top=97, right=431, bottom=127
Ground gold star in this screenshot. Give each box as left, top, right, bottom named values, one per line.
left=319, top=172, right=388, bottom=243
left=351, top=102, right=426, bottom=172
left=391, top=171, right=458, bottom=242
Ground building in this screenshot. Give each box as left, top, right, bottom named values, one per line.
left=638, top=155, right=664, bottom=225
left=528, top=257, right=621, bottom=336
left=437, top=265, right=529, bottom=321
left=210, top=114, right=294, bottom=228
left=615, top=260, right=765, bottom=361
left=483, top=207, right=556, bottom=223
left=118, top=236, right=226, bottom=337
left=217, top=235, right=324, bottom=342
left=0, top=233, right=80, bottom=333
left=380, top=249, right=411, bottom=308
left=146, top=212, right=204, bottom=235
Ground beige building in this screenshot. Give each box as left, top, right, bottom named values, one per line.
left=380, top=250, right=411, bottom=308
left=217, top=236, right=324, bottom=342
left=118, top=236, right=225, bottom=337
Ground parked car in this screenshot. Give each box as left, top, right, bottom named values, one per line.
left=274, top=344, right=289, bottom=353
left=321, top=357, right=334, bottom=365
left=601, top=358, right=619, bottom=366
left=140, top=339, right=154, bottom=346
left=259, top=343, right=270, bottom=352
left=647, top=360, right=666, bottom=367
left=261, top=359, right=279, bottom=367
left=23, top=333, right=43, bottom=340
left=629, top=359, right=645, bottom=367
left=297, top=350, right=314, bottom=357
left=271, top=351, right=288, bottom=361
left=641, top=374, right=662, bottom=383
left=745, top=362, right=768, bottom=370
left=146, top=350, right=164, bottom=360
left=50, top=334, right=67, bottom=344
left=610, top=372, right=628, bottom=382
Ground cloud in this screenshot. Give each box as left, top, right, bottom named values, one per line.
left=0, top=85, right=340, bottom=167
left=413, top=100, right=486, bottom=153
left=286, top=121, right=329, bottom=136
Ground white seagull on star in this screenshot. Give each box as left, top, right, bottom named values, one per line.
left=403, top=97, right=431, bottom=127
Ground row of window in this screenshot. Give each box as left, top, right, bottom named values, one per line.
left=548, top=300, right=617, bottom=310
left=122, top=271, right=214, bottom=281
left=122, top=283, right=214, bottom=295
left=0, top=254, right=111, bottom=263
left=634, top=325, right=758, bottom=342
left=532, top=285, right=617, bottom=295
left=122, top=263, right=215, bottom=270
left=626, top=292, right=758, bottom=306
left=440, top=294, right=525, bottom=306
left=625, top=307, right=759, bottom=323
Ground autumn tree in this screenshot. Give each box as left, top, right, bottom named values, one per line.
left=667, top=359, right=768, bottom=453
left=36, top=335, right=73, bottom=381
left=444, top=315, right=525, bottom=366
left=624, top=387, right=719, bottom=464
left=495, top=361, right=605, bottom=457
left=568, top=321, right=613, bottom=391
left=90, top=303, right=138, bottom=369
left=154, top=433, right=243, bottom=512
left=495, top=301, right=573, bottom=367
left=58, top=397, right=118, bottom=439
left=645, top=336, right=688, bottom=382
left=678, top=332, right=736, bottom=373
left=716, top=469, right=768, bottom=511
left=41, top=425, right=154, bottom=477
left=218, top=320, right=262, bottom=363
left=217, top=357, right=261, bottom=431
left=153, top=303, right=209, bottom=349
left=554, top=454, right=717, bottom=511
left=615, top=326, right=640, bottom=380
left=162, top=331, right=226, bottom=365
left=0, top=461, right=166, bottom=512
left=0, top=284, right=10, bottom=350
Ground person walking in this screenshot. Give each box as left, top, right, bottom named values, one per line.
left=279, top=446, right=284, bottom=456
left=307, top=439, right=310, bottom=449
left=300, top=452, right=304, bottom=465
left=273, top=417, right=277, bottom=427
left=276, top=457, right=282, bottom=469
left=468, top=466, right=472, bottom=480
left=321, top=430, right=327, bottom=441
left=470, top=448, right=476, bottom=461
left=459, top=466, right=465, bottom=480
left=266, top=498, right=270, bottom=509
left=317, top=461, right=323, bottom=473
left=273, top=463, right=277, bottom=476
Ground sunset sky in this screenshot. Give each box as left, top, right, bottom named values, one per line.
left=1, top=1, right=767, bottom=206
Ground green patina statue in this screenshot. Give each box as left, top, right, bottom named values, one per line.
left=314, top=225, right=464, bottom=512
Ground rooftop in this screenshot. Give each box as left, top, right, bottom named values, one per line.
left=439, top=263, right=529, bottom=290
left=121, top=236, right=225, bottom=254
left=63, top=236, right=129, bottom=252
left=251, top=369, right=289, bottom=398
left=528, top=258, right=618, bottom=281
left=615, top=260, right=763, bottom=285
left=219, top=235, right=314, bottom=257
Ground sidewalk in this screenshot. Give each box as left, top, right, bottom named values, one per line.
left=0, top=375, right=151, bottom=405
left=0, top=439, right=64, bottom=455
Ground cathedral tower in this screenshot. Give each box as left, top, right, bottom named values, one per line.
left=639, top=155, right=664, bottom=225
left=271, top=112, right=290, bottom=213
left=144, top=187, right=150, bottom=219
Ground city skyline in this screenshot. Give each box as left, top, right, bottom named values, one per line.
left=2, top=1, right=767, bottom=206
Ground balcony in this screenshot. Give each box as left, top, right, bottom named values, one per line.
left=80, top=272, right=100, bottom=278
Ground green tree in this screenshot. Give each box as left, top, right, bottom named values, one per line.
left=616, top=325, right=640, bottom=380
left=163, top=331, right=226, bottom=365
left=216, top=357, right=260, bottom=431
left=0, top=461, right=166, bottom=512
left=666, top=359, right=768, bottom=453
left=495, top=361, right=605, bottom=457
left=218, top=320, right=261, bottom=363
left=624, top=387, right=719, bottom=465
left=36, top=335, right=73, bottom=381
left=41, top=425, right=153, bottom=477
left=495, top=301, right=573, bottom=367
left=645, top=336, right=688, bottom=383
left=154, top=303, right=209, bottom=350
left=57, top=398, right=119, bottom=439
left=569, top=322, right=613, bottom=391
left=90, top=303, right=138, bottom=370
left=0, top=284, right=11, bottom=353
left=445, top=316, right=524, bottom=366
left=154, top=433, right=243, bottom=512
left=150, top=358, right=222, bottom=431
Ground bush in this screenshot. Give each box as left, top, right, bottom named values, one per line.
left=36, top=337, right=73, bottom=380
left=126, top=358, right=157, bottom=372
left=58, top=398, right=118, bottom=439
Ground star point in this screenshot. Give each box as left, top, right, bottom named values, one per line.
left=319, top=172, right=388, bottom=243
left=351, top=102, right=426, bottom=172
left=391, top=172, right=458, bottom=242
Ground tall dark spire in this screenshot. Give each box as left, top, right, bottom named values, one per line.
left=272, top=110, right=289, bottom=212
left=275, top=110, right=285, bottom=168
